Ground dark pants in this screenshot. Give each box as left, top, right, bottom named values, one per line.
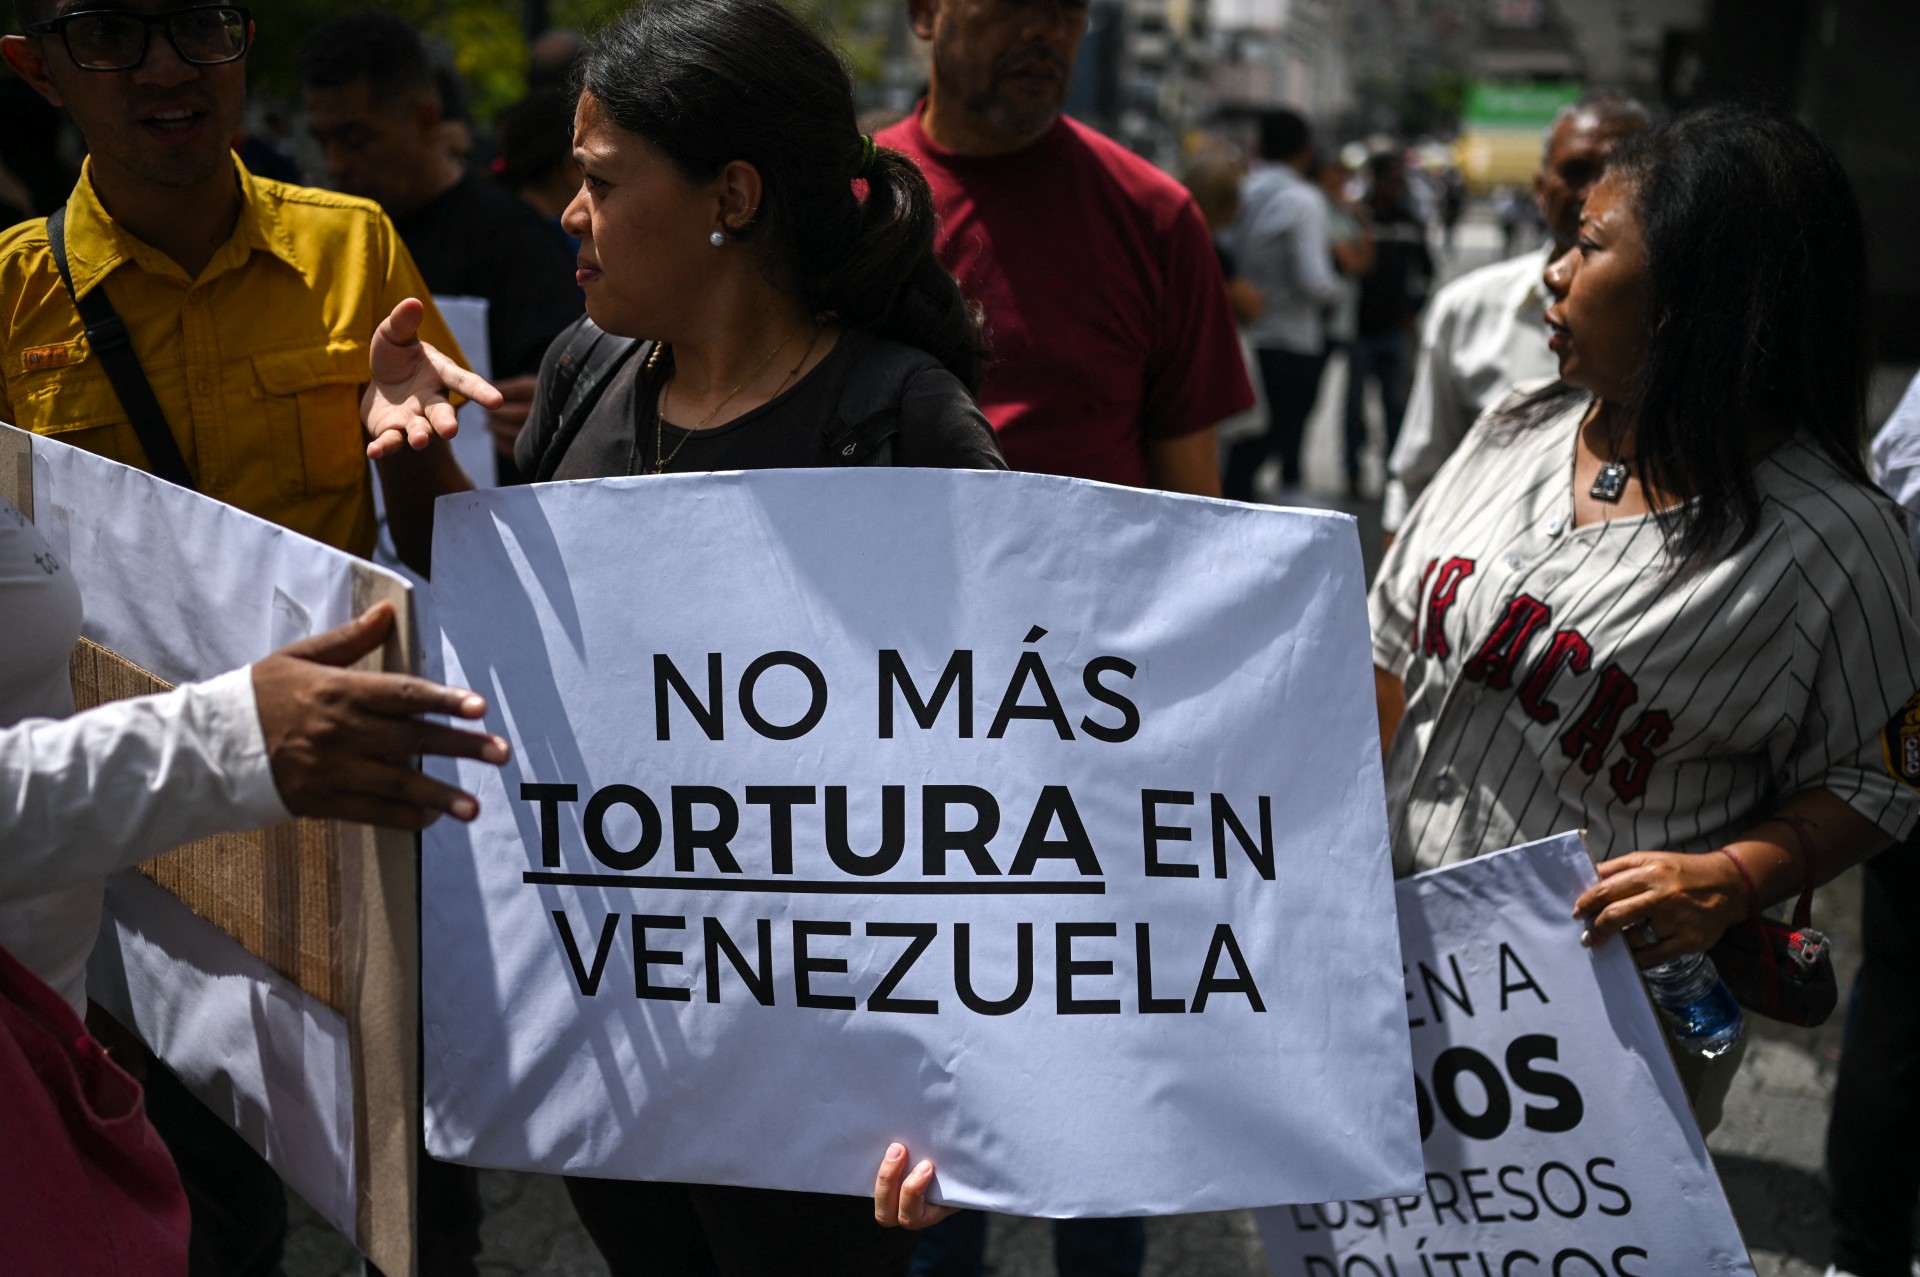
left=566, top=1176, right=919, bottom=1277
left=1223, top=347, right=1328, bottom=501
left=909, top=1211, right=1146, bottom=1277
left=1342, top=330, right=1412, bottom=486
left=144, top=1057, right=482, bottom=1277
left=1827, top=839, right=1920, bottom=1277
left=141, top=1059, right=288, bottom=1277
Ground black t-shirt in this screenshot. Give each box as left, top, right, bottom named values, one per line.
left=1355, top=203, right=1434, bottom=338
left=392, top=171, right=583, bottom=379
left=515, top=326, right=1006, bottom=482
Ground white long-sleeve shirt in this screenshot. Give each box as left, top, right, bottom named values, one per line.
left=2, top=498, right=288, bottom=1014
left=1870, top=371, right=1920, bottom=556
left=1384, top=246, right=1557, bottom=531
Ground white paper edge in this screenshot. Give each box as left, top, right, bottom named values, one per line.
left=88, top=872, right=358, bottom=1246
left=8, top=427, right=408, bottom=1257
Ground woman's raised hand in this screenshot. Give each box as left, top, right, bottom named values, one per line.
left=874, top=1142, right=958, bottom=1230
left=362, top=298, right=504, bottom=461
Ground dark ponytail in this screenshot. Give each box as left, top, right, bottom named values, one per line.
left=827, top=146, right=986, bottom=392
left=580, top=0, right=985, bottom=391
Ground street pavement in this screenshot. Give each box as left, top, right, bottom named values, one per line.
left=284, top=213, right=1915, bottom=1275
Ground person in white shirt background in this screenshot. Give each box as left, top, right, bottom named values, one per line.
left=1383, top=92, right=1650, bottom=538
left=1222, top=108, right=1343, bottom=503
left=1316, top=153, right=1374, bottom=388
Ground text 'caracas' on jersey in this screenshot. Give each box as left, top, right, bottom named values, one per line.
left=1371, top=390, right=1920, bottom=874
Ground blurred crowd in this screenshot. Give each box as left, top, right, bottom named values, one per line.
left=3, top=4, right=1918, bottom=1277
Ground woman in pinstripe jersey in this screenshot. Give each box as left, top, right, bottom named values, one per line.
left=1369, top=107, right=1920, bottom=1123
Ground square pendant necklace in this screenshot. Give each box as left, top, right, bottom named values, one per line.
left=1590, top=458, right=1631, bottom=503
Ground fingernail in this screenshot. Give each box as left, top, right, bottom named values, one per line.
left=461, top=695, right=486, bottom=716
left=452, top=796, right=478, bottom=820
left=483, top=737, right=508, bottom=763
left=913, top=1159, right=933, bottom=1180
left=886, top=1142, right=905, bottom=1163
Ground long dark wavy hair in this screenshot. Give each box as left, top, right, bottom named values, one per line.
left=580, top=0, right=985, bottom=391
left=1497, top=105, right=1873, bottom=576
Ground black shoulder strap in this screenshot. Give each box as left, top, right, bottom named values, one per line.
left=46, top=207, right=196, bottom=490
left=533, top=317, right=644, bottom=483
left=820, top=340, right=944, bottom=468
left=534, top=324, right=926, bottom=477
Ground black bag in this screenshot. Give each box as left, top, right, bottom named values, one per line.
left=1707, top=841, right=1838, bottom=1028
left=530, top=317, right=916, bottom=482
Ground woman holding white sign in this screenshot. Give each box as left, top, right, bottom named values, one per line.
left=361, top=0, right=998, bottom=1268
left=363, top=10, right=1003, bottom=489
left=1369, top=107, right=1920, bottom=1122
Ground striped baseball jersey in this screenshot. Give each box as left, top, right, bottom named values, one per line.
left=1370, top=391, right=1920, bottom=876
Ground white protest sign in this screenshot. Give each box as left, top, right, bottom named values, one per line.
left=1257, top=833, right=1754, bottom=1276
left=0, top=424, right=419, bottom=1273
left=422, top=469, right=1420, bottom=1216
left=433, top=295, right=497, bottom=489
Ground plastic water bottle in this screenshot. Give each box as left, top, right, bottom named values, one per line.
left=1642, top=952, right=1745, bottom=1059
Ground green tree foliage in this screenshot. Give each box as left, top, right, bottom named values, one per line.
left=554, top=0, right=886, bottom=92
left=248, top=0, right=527, bottom=119
left=1359, top=68, right=1471, bottom=137
left=245, top=0, right=885, bottom=122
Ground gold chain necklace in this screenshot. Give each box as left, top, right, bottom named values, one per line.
left=770, top=324, right=825, bottom=399
left=653, top=318, right=811, bottom=474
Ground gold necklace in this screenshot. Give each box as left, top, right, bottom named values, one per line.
left=770, top=324, right=825, bottom=399
left=653, top=318, right=811, bottom=474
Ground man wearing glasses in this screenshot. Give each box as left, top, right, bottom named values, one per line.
left=0, top=0, right=469, bottom=576
left=0, top=3, right=477, bottom=1273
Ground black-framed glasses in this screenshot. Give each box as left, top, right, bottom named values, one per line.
left=28, top=6, right=252, bottom=72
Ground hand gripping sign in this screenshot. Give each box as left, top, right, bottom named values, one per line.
left=1257, top=833, right=1754, bottom=1276
left=421, top=469, right=1420, bottom=1216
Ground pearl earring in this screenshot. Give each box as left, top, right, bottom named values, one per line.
left=709, top=230, right=725, bottom=248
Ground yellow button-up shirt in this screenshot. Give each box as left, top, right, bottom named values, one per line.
left=0, top=156, right=462, bottom=557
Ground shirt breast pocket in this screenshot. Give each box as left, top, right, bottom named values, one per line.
left=250, top=346, right=368, bottom=496
left=17, top=363, right=134, bottom=467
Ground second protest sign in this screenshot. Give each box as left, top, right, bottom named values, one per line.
left=1258, top=833, right=1754, bottom=1275
left=422, top=469, right=1418, bottom=1216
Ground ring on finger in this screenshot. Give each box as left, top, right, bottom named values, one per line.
left=1627, top=920, right=1660, bottom=949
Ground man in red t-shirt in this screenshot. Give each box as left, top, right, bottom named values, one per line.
left=875, top=0, right=1252, bottom=498
left=878, top=7, right=1243, bottom=1273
